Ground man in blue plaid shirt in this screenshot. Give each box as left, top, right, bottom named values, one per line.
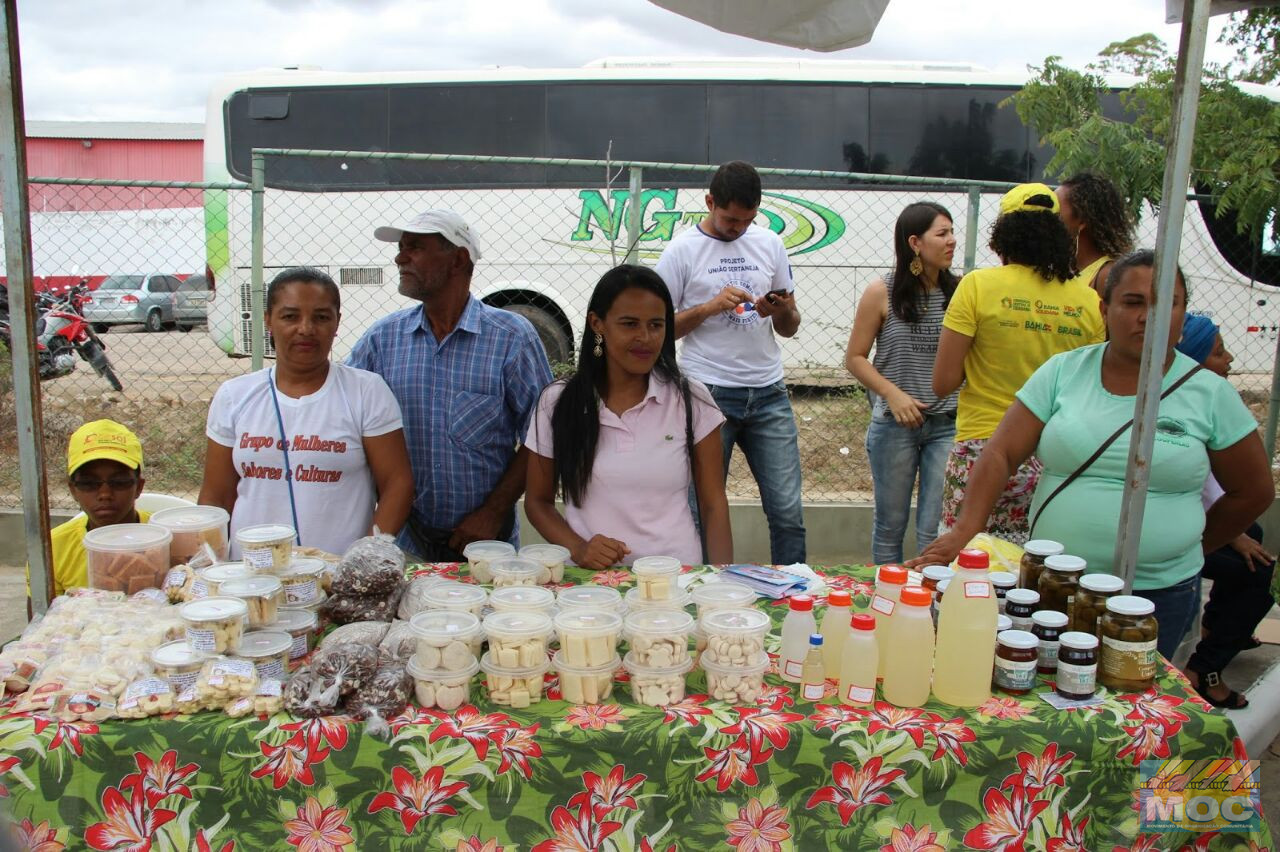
left=348, top=210, right=552, bottom=560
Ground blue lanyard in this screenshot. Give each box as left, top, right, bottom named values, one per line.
left=267, top=368, right=302, bottom=545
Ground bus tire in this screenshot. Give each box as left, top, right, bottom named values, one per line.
left=503, top=303, right=572, bottom=364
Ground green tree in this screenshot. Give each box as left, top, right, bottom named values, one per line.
left=1220, top=8, right=1280, bottom=85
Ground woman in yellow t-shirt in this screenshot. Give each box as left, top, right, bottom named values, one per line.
left=1057, top=172, right=1135, bottom=295
left=932, top=183, right=1104, bottom=543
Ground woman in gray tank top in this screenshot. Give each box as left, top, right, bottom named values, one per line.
left=844, top=202, right=960, bottom=563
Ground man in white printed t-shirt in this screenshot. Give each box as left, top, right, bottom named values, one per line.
left=655, top=161, right=806, bottom=564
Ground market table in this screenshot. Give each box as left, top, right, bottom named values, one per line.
left=0, top=563, right=1268, bottom=851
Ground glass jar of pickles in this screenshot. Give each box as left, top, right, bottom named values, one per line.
left=1037, top=554, right=1085, bottom=616
left=1019, top=539, right=1063, bottom=590
left=1099, top=596, right=1159, bottom=692
left=1071, top=574, right=1124, bottom=636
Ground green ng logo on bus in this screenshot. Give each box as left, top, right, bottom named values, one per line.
left=569, top=189, right=846, bottom=256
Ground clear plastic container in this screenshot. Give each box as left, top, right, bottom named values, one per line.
left=553, top=610, right=623, bottom=667
left=274, top=608, right=318, bottom=660
left=235, top=524, right=296, bottom=573
left=624, top=586, right=691, bottom=612
left=701, top=653, right=769, bottom=704
left=624, top=609, right=694, bottom=667
left=218, top=575, right=283, bottom=628
left=179, top=596, right=249, bottom=655
left=488, top=586, right=556, bottom=617
left=199, top=562, right=253, bottom=597
left=489, top=557, right=544, bottom=589
left=422, top=581, right=488, bottom=616
left=552, top=650, right=618, bottom=704
left=700, top=607, right=770, bottom=666
left=690, top=581, right=758, bottom=618
left=234, top=630, right=292, bottom=681
left=151, top=640, right=204, bottom=691
left=462, top=540, right=515, bottom=584
left=483, top=610, right=554, bottom=668
left=84, top=523, right=172, bottom=594
left=623, top=651, right=693, bottom=706
left=557, top=585, right=623, bottom=613
left=631, top=555, right=682, bottom=601
left=519, top=543, right=571, bottom=584
left=278, top=558, right=326, bottom=607
left=149, top=505, right=230, bottom=564
left=407, top=654, right=479, bottom=711
left=481, top=651, right=550, bottom=707
left=408, top=610, right=484, bottom=668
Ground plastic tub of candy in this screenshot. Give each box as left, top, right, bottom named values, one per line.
left=84, top=523, right=171, bottom=595
left=409, top=610, right=484, bottom=668
left=631, top=555, right=682, bottom=602
left=422, top=581, right=487, bottom=616
left=553, top=610, right=623, bottom=668
left=179, top=596, right=248, bottom=655
left=274, top=608, right=318, bottom=660
left=235, top=524, right=295, bottom=573
left=151, top=640, right=204, bottom=691
left=149, top=505, right=230, bottom=564
left=480, top=652, right=550, bottom=708
left=624, top=586, right=691, bottom=612
left=700, top=653, right=769, bottom=705
left=218, top=575, right=283, bottom=628
left=556, top=585, right=623, bottom=613
left=484, top=610, right=553, bottom=668
left=490, top=557, right=544, bottom=589
left=233, top=630, right=292, bottom=681
left=278, top=558, right=326, bottom=607
left=199, top=562, right=253, bottom=597
left=552, top=650, right=619, bottom=705
left=407, top=654, right=479, bottom=711
left=690, top=581, right=758, bottom=619
left=624, top=609, right=694, bottom=668
left=623, top=651, right=693, bottom=707
left=700, top=608, right=771, bottom=666
left=519, top=543, right=571, bottom=584
left=488, top=586, right=556, bottom=617
left=462, top=540, right=515, bottom=584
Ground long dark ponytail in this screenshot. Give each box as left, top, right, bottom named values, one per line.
left=889, top=202, right=958, bottom=324
left=548, top=264, right=697, bottom=506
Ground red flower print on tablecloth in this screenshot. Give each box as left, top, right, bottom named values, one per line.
left=1045, top=812, right=1089, bottom=852
left=722, top=706, right=806, bottom=753
left=456, top=838, right=503, bottom=852
left=1110, top=836, right=1164, bottom=852
left=755, top=684, right=794, bottom=709
left=280, top=716, right=351, bottom=754
left=810, top=703, right=862, bottom=733
left=12, top=818, right=63, bottom=852
left=565, top=704, right=626, bottom=731
left=805, top=757, right=906, bottom=826
left=590, top=570, right=632, bottom=587
left=977, top=697, right=1034, bottom=721
left=568, top=765, right=646, bottom=822
left=121, top=750, right=198, bottom=809
left=1000, top=743, right=1075, bottom=796
left=494, top=724, right=542, bottom=780
left=817, top=573, right=875, bottom=599
left=851, top=702, right=932, bottom=748
left=880, top=822, right=945, bottom=852
left=697, top=735, right=767, bottom=792
left=193, top=829, right=234, bottom=852
left=531, top=803, right=622, bottom=852
left=0, top=754, right=20, bottom=798
left=252, top=736, right=323, bottom=790
left=1117, top=689, right=1190, bottom=734
left=663, top=694, right=712, bottom=726
left=368, top=765, right=469, bottom=835
left=1116, top=720, right=1174, bottom=765
left=638, top=839, right=676, bottom=852
left=388, top=706, right=438, bottom=736
left=84, top=782, right=176, bottom=852
left=922, top=714, right=976, bottom=767
left=36, top=718, right=98, bottom=757
left=283, top=795, right=353, bottom=852
left=426, top=705, right=515, bottom=760
left=961, top=785, right=1050, bottom=851
left=725, top=797, right=791, bottom=852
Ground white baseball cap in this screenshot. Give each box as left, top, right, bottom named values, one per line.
left=373, top=209, right=482, bottom=262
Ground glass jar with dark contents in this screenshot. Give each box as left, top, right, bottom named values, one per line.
left=1072, top=574, right=1124, bottom=636
left=1037, top=554, right=1085, bottom=616
left=1019, top=539, right=1063, bottom=591
left=921, top=565, right=954, bottom=596
left=1099, top=596, right=1159, bottom=692
left=993, top=630, right=1039, bottom=695
left=1031, top=610, right=1068, bottom=674
left=989, top=572, right=1017, bottom=614
left=1055, top=631, right=1099, bottom=700
left=1004, top=589, right=1039, bottom=632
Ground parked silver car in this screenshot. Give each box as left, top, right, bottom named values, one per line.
left=84, top=273, right=182, bottom=332
left=170, top=274, right=211, bottom=330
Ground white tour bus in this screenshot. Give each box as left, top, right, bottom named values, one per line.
left=203, top=59, right=1280, bottom=373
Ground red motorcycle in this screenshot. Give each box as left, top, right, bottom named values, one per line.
left=0, top=281, right=123, bottom=392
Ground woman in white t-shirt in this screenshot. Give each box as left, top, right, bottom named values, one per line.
left=199, top=267, right=413, bottom=556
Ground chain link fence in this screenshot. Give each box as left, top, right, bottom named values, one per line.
left=2, top=153, right=1278, bottom=511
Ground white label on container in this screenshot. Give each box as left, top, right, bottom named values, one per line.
left=164, top=568, right=187, bottom=589
left=801, top=682, right=825, bottom=700
left=964, top=582, right=992, bottom=599
left=289, top=632, right=310, bottom=659
left=871, top=596, right=895, bottom=616
left=1055, top=661, right=1096, bottom=696
left=207, top=659, right=255, bottom=685
left=258, top=679, right=283, bottom=697
left=994, top=656, right=1037, bottom=691
left=253, top=658, right=286, bottom=681
left=186, top=627, right=216, bottom=653
left=189, top=579, right=208, bottom=599
left=120, top=678, right=170, bottom=710
left=783, top=659, right=805, bottom=679
left=167, top=669, right=200, bottom=692
left=284, top=580, right=317, bottom=606
left=1038, top=640, right=1060, bottom=669
left=243, top=547, right=274, bottom=570
left=843, top=683, right=874, bottom=704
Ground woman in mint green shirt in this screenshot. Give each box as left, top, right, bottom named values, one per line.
left=912, top=250, right=1272, bottom=661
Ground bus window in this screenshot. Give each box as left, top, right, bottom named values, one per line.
left=1196, top=198, right=1280, bottom=287
left=709, top=83, right=870, bottom=175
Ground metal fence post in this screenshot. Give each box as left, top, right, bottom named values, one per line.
left=625, top=165, right=644, bottom=265
left=964, top=186, right=981, bottom=274
left=250, top=152, right=265, bottom=370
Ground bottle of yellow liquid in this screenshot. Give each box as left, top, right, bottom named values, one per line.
left=837, top=614, right=878, bottom=706
left=881, top=586, right=935, bottom=708
left=799, top=634, right=826, bottom=702
left=820, top=590, right=852, bottom=679
left=872, top=565, right=907, bottom=680
left=932, top=548, right=998, bottom=707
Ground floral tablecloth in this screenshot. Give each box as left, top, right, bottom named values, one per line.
left=0, top=563, right=1268, bottom=852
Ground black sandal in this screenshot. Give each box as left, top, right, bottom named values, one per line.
left=1239, top=636, right=1263, bottom=651
left=1192, top=670, right=1250, bottom=710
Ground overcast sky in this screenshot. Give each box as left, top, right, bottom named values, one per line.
left=17, top=0, right=1244, bottom=123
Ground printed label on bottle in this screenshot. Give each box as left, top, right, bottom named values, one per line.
left=289, top=633, right=310, bottom=659
left=843, top=683, right=874, bottom=704
left=783, top=659, right=805, bottom=679
left=285, top=580, right=317, bottom=606
left=802, top=682, right=825, bottom=700
left=964, top=582, right=992, bottom=599
left=1101, top=637, right=1158, bottom=681
left=186, top=627, right=215, bottom=653
left=994, top=657, right=1037, bottom=690
left=243, top=546, right=274, bottom=570
left=253, top=658, right=286, bottom=681
left=1038, top=640, right=1060, bottom=669
left=871, top=595, right=895, bottom=616
left=1055, top=661, right=1096, bottom=695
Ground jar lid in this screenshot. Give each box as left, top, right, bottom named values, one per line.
left=956, top=548, right=989, bottom=569
left=989, top=572, right=1017, bottom=588
left=200, top=562, right=252, bottom=585
left=489, top=586, right=556, bottom=611
left=997, top=614, right=1012, bottom=632
left=1106, top=595, right=1155, bottom=617
left=551, top=649, right=622, bottom=676
left=407, top=653, right=481, bottom=681
left=463, top=540, right=516, bottom=559
left=409, top=609, right=482, bottom=641
left=180, top=596, right=248, bottom=621
left=151, top=640, right=203, bottom=667
left=1023, top=539, right=1065, bottom=557
left=877, top=565, right=907, bottom=585
left=489, top=557, right=544, bottom=579
left=827, top=590, right=852, bottom=607
left=479, top=650, right=551, bottom=678
left=482, top=610, right=554, bottom=640
left=1031, top=610, right=1068, bottom=628
left=553, top=609, right=623, bottom=636
left=83, top=523, right=171, bottom=551
left=699, top=651, right=770, bottom=676
left=998, top=629, right=1039, bottom=650
left=788, top=594, right=814, bottom=611
left=623, top=586, right=692, bottom=610
left=557, top=586, right=623, bottom=610
left=1079, top=573, right=1124, bottom=594
left=851, top=613, right=875, bottom=631
left=620, top=649, right=694, bottom=677
left=700, top=607, right=770, bottom=635
left=236, top=630, right=291, bottom=658
left=1044, top=554, right=1086, bottom=573
left=624, top=608, right=695, bottom=636
left=1059, top=631, right=1100, bottom=650
left=631, top=555, right=682, bottom=576
left=690, top=581, right=758, bottom=609
left=518, top=543, right=571, bottom=564
left=282, top=558, right=327, bottom=578
left=900, top=586, right=932, bottom=607
left=423, top=581, right=488, bottom=608
left=219, top=575, right=282, bottom=598
left=235, top=523, right=296, bottom=544
left=1005, top=588, right=1040, bottom=605
left=921, top=565, right=954, bottom=582
left=936, top=579, right=951, bottom=593
left=149, top=505, right=229, bottom=532
left=273, top=608, right=317, bottom=632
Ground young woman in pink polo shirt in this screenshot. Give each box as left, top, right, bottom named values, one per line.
left=525, top=265, right=733, bottom=569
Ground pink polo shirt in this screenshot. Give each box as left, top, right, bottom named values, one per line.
left=527, top=374, right=725, bottom=565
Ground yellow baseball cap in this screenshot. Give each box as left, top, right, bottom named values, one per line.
left=1000, top=183, right=1060, bottom=216
left=66, top=419, right=143, bottom=475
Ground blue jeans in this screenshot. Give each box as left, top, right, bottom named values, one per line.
left=1135, top=573, right=1203, bottom=660
left=865, top=410, right=956, bottom=564
left=707, top=381, right=806, bottom=565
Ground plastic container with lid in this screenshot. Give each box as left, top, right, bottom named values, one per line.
left=519, top=543, right=571, bottom=584
left=1004, top=588, right=1039, bottom=632
left=557, top=585, right=624, bottom=613
left=631, top=555, right=683, bottom=602
left=199, top=562, right=253, bottom=596
left=484, top=610, right=554, bottom=668
left=235, top=524, right=295, bottom=573
left=1037, top=554, right=1085, bottom=616
left=1072, top=574, right=1125, bottom=636
left=837, top=613, right=879, bottom=706
left=489, top=557, right=545, bottom=589
left=690, top=581, right=758, bottom=618
left=700, top=607, right=770, bottom=666
left=151, top=640, right=204, bottom=691
left=1056, top=631, right=1099, bottom=700
left=989, top=572, right=1017, bottom=614
left=179, top=596, right=249, bottom=655
left=409, top=610, right=484, bottom=667
left=274, top=608, right=318, bottom=660
left=488, top=586, right=556, bottom=616
left=481, top=651, right=550, bottom=707
left=993, top=630, right=1039, bottom=695
left=624, top=586, right=691, bottom=612
left=554, top=610, right=623, bottom=668
left=624, top=609, right=694, bottom=668
left=920, top=565, right=954, bottom=594
left=218, top=575, right=283, bottom=628
left=234, top=630, right=292, bottom=681
left=997, top=614, right=1012, bottom=633
left=552, top=650, right=619, bottom=705
left=462, top=540, right=516, bottom=584
left=779, top=594, right=817, bottom=682
left=84, top=523, right=172, bottom=594
left=623, top=651, right=693, bottom=707
left=422, top=581, right=488, bottom=616
left=1020, top=539, right=1064, bottom=591
left=277, top=558, right=326, bottom=607
left=149, top=505, right=230, bottom=564
left=702, top=652, right=769, bottom=705
left=1031, top=610, right=1069, bottom=673
left=407, top=654, right=479, bottom=710
left=871, top=565, right=908, bottom=619
left=1099, top=596, right=1159, bottom=691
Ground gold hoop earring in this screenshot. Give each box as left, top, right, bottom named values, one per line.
left=593, top=333, right=603, bottom=358
left=909, top=252, right=924, bottom=278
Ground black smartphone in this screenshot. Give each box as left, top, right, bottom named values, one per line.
left=765, top=288, right=789, bottom=302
